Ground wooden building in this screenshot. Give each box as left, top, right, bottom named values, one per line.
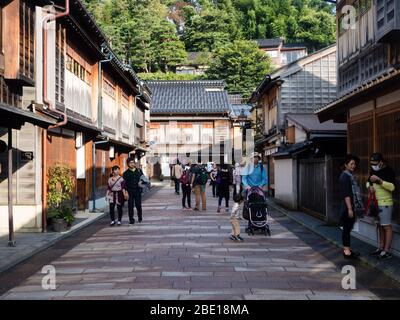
left=249, top=44, right=337, bottom=196
left=0, top=0, right=151, bottom=234
left=316, top=0, right=400, bottom=254
left=256, top=38, right=308, bottom=68
left=146, top=80, right=241, bottom=178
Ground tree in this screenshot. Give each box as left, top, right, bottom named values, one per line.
left=183, top=7, right=241, bottom=52
left=205, top=40, right=273, bottom=99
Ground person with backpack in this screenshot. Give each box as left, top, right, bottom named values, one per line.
left=106, top=165, right=128, bottom=226
left=172, top=160, right=183, bottom=195
left=216, top=163, right=233, bottom=213
left=367, top=153, right=396, bottom=260
left=191, top=162, right=208, bottom=211
left=180, top=164, right=192, bottom=210
left=123, top=158, right=145, bottom=224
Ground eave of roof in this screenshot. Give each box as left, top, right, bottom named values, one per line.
left=0, top=103, right=57, bottom=129
left=315, top=66, right=400, bottom=122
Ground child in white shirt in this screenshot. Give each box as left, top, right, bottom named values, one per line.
left=230, top=194, right=244, bottom=241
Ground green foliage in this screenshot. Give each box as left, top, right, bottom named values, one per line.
left=47, top=163, right=75, bottom=225
left=205, top=40, right=273, bottom=99
left=83, top=0, right=336, bottom=95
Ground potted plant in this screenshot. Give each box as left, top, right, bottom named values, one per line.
left=47, top=163, right=75, bottom=232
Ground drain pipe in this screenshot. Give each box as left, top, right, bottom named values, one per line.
left=90, top=47, right=112, bottom=212
left=41, top=1, right=70, bottom=232
left=42, top=0, right=70, bottom=129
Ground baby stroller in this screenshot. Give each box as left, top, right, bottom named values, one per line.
left=242, top=186, right=270, bottom=236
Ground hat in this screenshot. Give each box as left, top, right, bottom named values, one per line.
left=370, top=153, right=384, bottom=162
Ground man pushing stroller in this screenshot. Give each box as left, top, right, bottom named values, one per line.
left=241, top=154, right=270, bottom=236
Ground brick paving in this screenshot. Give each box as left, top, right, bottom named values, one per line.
left=1, top=184, right=400, bottom=300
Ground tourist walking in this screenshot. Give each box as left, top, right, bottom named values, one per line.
left=367, top=153, right=396, bottom=260
left=191, top=162, right=208, bottom=211
left=106, top=165, right=128, bottom=226
left=172, top=160, right=183, bottom=195
left=209, top=163, right=218, bottom=198
left=123, top=158, right=144, bottom=224
left=180, top=164, right=192, bottom=210
left=338, top=154, right=363, bottom=259
left=216, top=163, right=232, bottom=213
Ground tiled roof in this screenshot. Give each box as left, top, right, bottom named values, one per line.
left=286, top=113, right=347, bottom=132
left=256, top=38, right=283, bottom=48
left=146, top=80, right=231, bottom=114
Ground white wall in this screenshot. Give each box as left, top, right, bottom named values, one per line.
left=274, top=158, right=297, bottom=209
left=65, top=70, right=92, bottom=118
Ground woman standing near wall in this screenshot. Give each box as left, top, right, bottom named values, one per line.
left=338, top=154, right=363, bottom=259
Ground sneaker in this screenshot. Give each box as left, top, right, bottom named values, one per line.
left=193, top=208, right=199, bottom=211
left=236, top=235, right=244, bottom=242
left=217, top=207, right=221, bottom=213
left=378, top=251, right=393, bottom=260
left=225, top=207, right=229, bottom=213
left=370, top=248, right=383, bottom=256
left=229, top=235, right=238, bottom=241
left=117, top=221, right=122, bottom=226
left=110, top=221, right=115, bottom=226
left=129, top=219, right=135, bottom=225
left=138, top=218, right=143, bottom=223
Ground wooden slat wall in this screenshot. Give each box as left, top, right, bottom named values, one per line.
left=348, top=117, right=374, bottom=202
left=46, top=133, right=77, bottom=205
left=0, top=124, right=37, bottom=205
left=376, top=108, right=400, bottom=223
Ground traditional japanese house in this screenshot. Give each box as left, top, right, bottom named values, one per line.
left=146, top=80, right=240, bottom=178
left=0, top=0, right=151, bottom=235
left=249, top=44, right=337, bottom=196
left=316, top=0, right=400, bottom=254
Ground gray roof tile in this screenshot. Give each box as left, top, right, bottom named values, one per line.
left=146, top=80, right=231, bottom=114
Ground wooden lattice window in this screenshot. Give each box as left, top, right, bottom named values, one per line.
left=55, top=23, right=65, bottom=104
left=19, top=1, right=34, bottom=80
left=0, top=76, right=21, bottom=107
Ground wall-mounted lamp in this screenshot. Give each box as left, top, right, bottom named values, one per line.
left=109, top=146, right=115, bottom=159
left=75, top=132, right=83, bottom=148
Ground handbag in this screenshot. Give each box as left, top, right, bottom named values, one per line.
left=365, top=191, right=380, bottom=219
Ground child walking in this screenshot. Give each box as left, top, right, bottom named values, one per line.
left=106, top=165, right=128, bottom=226
left=230, top=194, right=244, bottom=241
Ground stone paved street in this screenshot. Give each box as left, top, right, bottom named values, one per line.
left=1, top=184, right=400, bottom=300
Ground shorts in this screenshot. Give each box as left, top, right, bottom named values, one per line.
left=378, top=206, right=393, bottom=226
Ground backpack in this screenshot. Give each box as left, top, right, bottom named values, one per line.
left=180, top=170, right=190, bottom=185
left=196, top=166, right=208, bottom=185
